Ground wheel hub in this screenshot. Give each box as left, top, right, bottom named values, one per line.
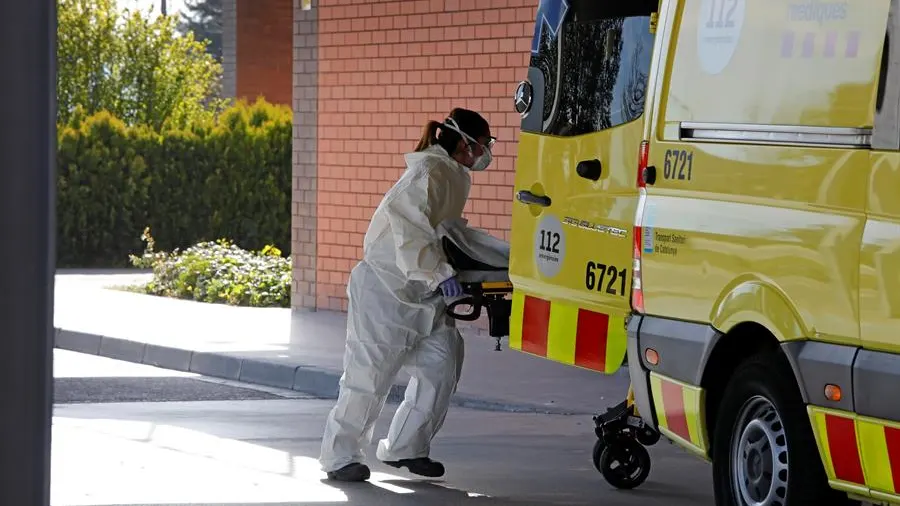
left=731, top=396, right=789, bottom=506
left=748, top=449, right=762, bottom=480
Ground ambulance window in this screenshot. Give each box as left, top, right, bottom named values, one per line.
left=528, top=2, right=656, bottom=137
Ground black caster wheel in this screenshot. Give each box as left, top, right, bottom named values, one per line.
left=636, top=427, right=660, bottom=446
left=599, top=438, right=651, bottom=490
left=591, top=438, right=607, bottom=472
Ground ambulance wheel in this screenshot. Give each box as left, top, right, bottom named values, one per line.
left=591, top=439, right=606, bottom=472
left=599, top=438, right=651, bottom=490
left=712, top=352, right=856, bottom=505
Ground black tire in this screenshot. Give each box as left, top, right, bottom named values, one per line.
left=637, top=426, right=661, bottom=446
left=711, top=351, right=855, bottom=505
left=592, top=438, right=606, bottom=473
left=599, top=438, right=651, bottom=490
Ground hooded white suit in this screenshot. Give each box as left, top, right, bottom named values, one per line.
left=319, top=144, right=476, bottom=472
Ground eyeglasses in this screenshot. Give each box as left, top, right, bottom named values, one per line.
left=471, top=136, right=496, bottom=150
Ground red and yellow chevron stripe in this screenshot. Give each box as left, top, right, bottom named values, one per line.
left=809, top=409, right=866, bottom=489
left=810, top=407, right=900, bottom=502
left=508, top=292, right=627, bottom=374
left=649, top=372, right=709, bottom=458
left=857, top=416, right=900, bottom=500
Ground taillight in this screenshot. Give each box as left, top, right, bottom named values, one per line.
left=632, top=141, right=649, bottom=314
left=637, top=140, right=650, bottom=188
left=632, top=225, right=645, bottom=314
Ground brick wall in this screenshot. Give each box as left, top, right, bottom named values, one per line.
left=292, top=0, right=319, bottom=311
left=310, top=0, right=538, bottom=311
left=221, top=0, right=237, bottom=98
left=236, top=0, right=293, bottom=105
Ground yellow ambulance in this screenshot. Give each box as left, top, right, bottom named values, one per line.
left=509, top=0, right=900, bottom=504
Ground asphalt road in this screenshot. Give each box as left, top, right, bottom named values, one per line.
left=51, top=350, right=715, bottom=506
left=54, top=349, right=299, bottom=403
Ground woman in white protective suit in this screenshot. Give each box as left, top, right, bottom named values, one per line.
left=319, top=108, right=496, bottom=482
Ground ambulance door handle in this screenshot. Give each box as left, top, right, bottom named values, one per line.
left=516, top=190, right=551, bottom=207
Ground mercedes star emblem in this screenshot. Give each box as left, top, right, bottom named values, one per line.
left=514, top=81, right=533, bottom=116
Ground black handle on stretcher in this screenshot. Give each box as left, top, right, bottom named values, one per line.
left=446, top=291, right=485, bottom=321
left=444, top=281, right=514, bottom=351
left=445, top=282, right=498, bottom=321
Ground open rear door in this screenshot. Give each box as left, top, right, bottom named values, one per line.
left=508, top=0, right=658, bottom=374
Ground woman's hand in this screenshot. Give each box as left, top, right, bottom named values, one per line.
left=439, top=277, right=464, bottom=298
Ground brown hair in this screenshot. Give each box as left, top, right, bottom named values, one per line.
left=414, top=108, right=490, bottom=154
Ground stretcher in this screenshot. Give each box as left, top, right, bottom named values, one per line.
left=441, top=236, right=513, bottom=351
left=440, top=231, right=658, bottom=490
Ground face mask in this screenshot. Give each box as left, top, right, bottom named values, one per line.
left=443, top=118, right=493, bottom=171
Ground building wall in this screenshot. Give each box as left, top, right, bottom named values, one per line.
left=221, top=0, right=237, bottom=98
left=290, top=0, right=538, bottom=312
left=292, top=0, right=319, bottom=311
left=236, top=0, right=294, bottom=106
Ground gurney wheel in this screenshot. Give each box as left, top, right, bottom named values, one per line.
left=599, top=438, right=651, bottom=490
left=591, top=438, right=606, bottom=472
left=636, top=426, right=660, bottom=446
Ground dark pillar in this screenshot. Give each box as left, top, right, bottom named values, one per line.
left=0, top=0, right=56, bottom=504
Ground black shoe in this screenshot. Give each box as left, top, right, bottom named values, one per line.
left=382, top=457, right=445, bottom=477
left=326, top=462, right=371, bottom=482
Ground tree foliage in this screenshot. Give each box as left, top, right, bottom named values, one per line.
left=179, top=0, right=223, bottom=61
left=57, top=0, right=227, bottom=130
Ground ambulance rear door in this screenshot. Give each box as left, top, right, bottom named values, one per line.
left=508, top=0, right=659, bottom=374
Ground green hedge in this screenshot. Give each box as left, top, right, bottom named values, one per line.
left=56, top=99, right=292, bottom=267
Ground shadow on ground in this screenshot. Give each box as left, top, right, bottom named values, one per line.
left=52, top=397, right=713, bottom=506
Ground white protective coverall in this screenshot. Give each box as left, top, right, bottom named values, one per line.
left=319, top=143, right=506, bottom=472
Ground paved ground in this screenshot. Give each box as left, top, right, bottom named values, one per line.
left=54, top=349, right=305, bottom=403
left=51, top=350, right=715, bottom=506
left=53, top=272, right=632, bottom=415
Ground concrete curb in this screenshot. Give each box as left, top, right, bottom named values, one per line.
left=54, top=328, right=594, bottom=416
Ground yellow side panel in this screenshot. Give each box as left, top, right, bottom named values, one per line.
left=640, top=0, right=878, bottom=346
left=639, top=147, right=868, bottom=345
left=662, top=0, right=889, bottom=128
left=860, top=153, right=900, bottom=355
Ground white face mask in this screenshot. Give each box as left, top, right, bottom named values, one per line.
left=443, top=118, right=493, bottom=171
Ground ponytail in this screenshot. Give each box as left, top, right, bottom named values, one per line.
left=414, top=120, right=442, bottom=152
left=414, top=109, right=486, bottom=155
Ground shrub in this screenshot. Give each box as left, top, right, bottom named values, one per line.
left=129, top=227, right=291, bottom=308
left=56, top=98, right=292, bottom=267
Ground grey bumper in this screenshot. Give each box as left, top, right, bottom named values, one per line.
left=627, top=315, right=657, bottom=429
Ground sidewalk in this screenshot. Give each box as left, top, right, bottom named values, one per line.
left=53, top=272, right=631, bottom=415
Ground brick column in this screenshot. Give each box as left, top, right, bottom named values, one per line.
left=291, top=0, right=319, bottom=312
left=221, top=0, right=237, bottom=98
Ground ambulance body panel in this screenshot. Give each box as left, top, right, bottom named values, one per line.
left=509, top=2, right=658, bottom=374
left=510, top=0, right=900, bottom=502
